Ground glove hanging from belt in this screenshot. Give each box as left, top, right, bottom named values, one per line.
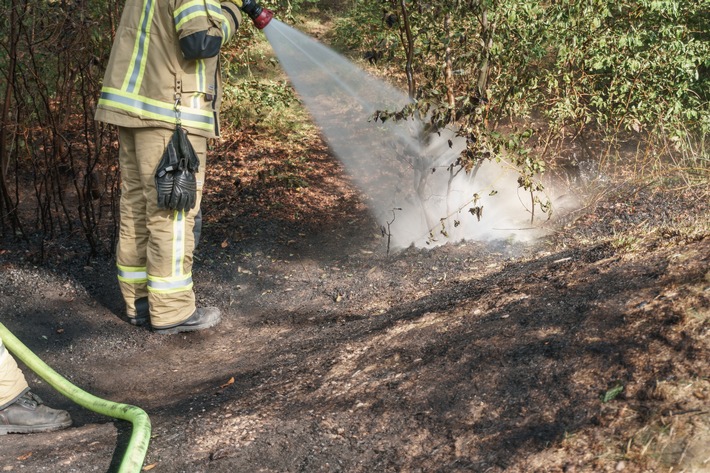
left=155, top=125, right=199, bottom=212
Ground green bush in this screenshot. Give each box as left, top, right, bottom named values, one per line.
left=333, top=0, right=709, bottom=183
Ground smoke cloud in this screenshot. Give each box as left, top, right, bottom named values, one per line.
left=264, top=20, right=549, bottom=248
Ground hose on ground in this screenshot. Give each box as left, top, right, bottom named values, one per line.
left=0, top=322, right=151, bottom=473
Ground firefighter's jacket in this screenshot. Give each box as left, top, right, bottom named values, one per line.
left=95, top=0, right=242, bottom=138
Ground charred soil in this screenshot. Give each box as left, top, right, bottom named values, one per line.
left=0, top=131, right=708, bottom=472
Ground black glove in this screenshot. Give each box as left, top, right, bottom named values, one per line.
left=169, top=164, right=197, bottom=211
left=155, top=135, right=179, bottom=210
left=239, top=0, right=262, bottom=19
left=155, top=126, right=200, bottom=212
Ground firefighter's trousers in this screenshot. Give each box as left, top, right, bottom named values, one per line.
left=116, top=127, right=207, bottom=328
left=0, top=339, right=29, bottom=409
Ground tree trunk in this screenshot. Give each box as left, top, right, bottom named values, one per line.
left=398, top=0, right=416, bottom=99
left=0, top=0, right=22, bottom=234
left=477, top=4, right=497, bottom=100
left=444, top=13, right=455, bottom=108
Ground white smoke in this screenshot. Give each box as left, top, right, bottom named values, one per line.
left=263, top=20, right=551, bottom=248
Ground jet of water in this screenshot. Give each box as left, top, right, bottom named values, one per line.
left=263, top=20, right=545, bottom=248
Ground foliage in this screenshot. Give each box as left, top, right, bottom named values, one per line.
left=333, top=0, right=709, bottom=198
left=541, top=1, right=709, bottom=168
left=1, top=0, right=707, bottom=254
left=601, top=383, right=625, bottom=403
left=331, top=1, right=400, bottom=64
left=0, top=0, right=121, bottom=254
left=222, top=79, right=300, bottom=131
left=221, top=25, right=311, bottom=138
left=268, top=0, right=320, bottom=21
left=0, top=0, right=310, bottom=255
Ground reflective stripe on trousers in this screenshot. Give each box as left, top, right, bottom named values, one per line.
left=116, top=127, right=206, bottom=327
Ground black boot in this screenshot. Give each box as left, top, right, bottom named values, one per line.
left=127, top=296, right=150, bottom=326
left=152, top=307, right=221, bottom=335
left=0, top=391, right=72, bottom=435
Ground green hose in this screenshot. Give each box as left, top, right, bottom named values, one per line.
left=0, top=322, right=151, bottom=473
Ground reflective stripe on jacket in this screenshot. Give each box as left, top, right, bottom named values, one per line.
left=95, top=0, right=241, bottom=138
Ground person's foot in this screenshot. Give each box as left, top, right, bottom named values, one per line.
left=152, top=307, right=221, bottom=335
left=127, top=297, right=150, bottom=326
left=0, top=391, right=72, bottom=435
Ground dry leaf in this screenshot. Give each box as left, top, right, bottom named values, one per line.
left=221, top=239, right=229, bottom=248
left=220, top=377, right=235, bottom=388
left=143, top=463, right=158, bottom=471
left=17, top=452, right=32, bottom=461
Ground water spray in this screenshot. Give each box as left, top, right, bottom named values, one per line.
left=257, top=15, right=553, bottom=248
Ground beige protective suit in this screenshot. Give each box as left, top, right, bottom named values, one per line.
left=0, top=340, right=28, bottom=409
left=95, top=0, right=241, bottom=327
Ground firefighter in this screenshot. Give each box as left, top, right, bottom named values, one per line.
left=95, top=1, right=272, bottom=334
left=0, top=339, right=72, bottom=434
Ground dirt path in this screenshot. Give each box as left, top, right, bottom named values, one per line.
left=0, top=173, right=708, bottom=472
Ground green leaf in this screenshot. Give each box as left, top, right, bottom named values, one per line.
left=602, top=384, right=624, bottom=403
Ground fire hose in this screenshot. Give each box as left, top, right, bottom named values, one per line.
left=0, top=322, right=151, bottom=473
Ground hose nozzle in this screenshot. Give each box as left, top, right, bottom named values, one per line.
left=239, top=0, right=274, bottom=29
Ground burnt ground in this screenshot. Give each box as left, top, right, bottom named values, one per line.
left=0, top=130, right=708, bottom=473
